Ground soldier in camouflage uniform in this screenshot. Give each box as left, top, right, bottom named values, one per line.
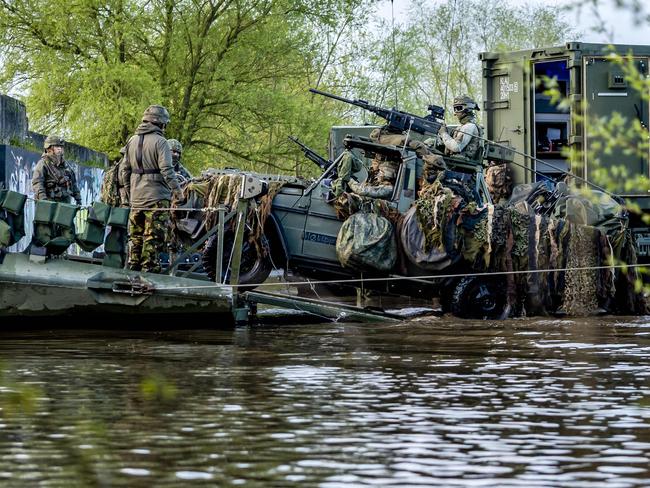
left=32, top=135, right=82, bottom=205
left=167, top=139, right=193, bottom=182
left=423, top=95, right=483, bottom=183
left=333, top=127, right=430, bottom=200
left=31, top=135, right=82, bottom=249
left=119, top=105, right=183, bottom=273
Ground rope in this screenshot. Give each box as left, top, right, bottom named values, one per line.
left=156, top=262, right=647, bottom=291
left=23, top=195, right=219, bottom=213
left=449, top=126, right=618, bottom=199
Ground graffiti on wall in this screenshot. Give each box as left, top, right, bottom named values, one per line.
left=4, top=145, right=104, bottom=253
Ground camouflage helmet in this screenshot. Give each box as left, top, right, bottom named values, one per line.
left=452, top=95, right=480, bottom=114
left=142, top=105, right=170, bottom=125
left=44, top=134, right=65, bottom=150
left=167, top=139, right=182, bottom=154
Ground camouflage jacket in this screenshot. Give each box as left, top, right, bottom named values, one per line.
left=440, top=116, right=484, bottom=161
left=31, top=154, right=81, bottom=204
left=118, top=122, right=181, bottom=208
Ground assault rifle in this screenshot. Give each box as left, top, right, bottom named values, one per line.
left=309, top=88, right=445, bottom=138
left=288, top=136, right=331, bottom=171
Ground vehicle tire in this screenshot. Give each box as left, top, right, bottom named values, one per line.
left=449, top=276, right=508, bottom=319
left=201, top=232, right=272, bottom=288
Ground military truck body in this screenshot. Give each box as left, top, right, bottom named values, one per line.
left=480, top=42, right=650, bottom=256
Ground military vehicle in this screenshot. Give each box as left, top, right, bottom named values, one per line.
left=480, top=41, right=650, bottom=260
left=183, top=127, right=509, bottom=319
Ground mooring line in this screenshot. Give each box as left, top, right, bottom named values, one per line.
left=156, top=262, right=647, bottom=291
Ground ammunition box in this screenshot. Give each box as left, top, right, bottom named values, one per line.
left=0, top=220, right=11, bottom=248
left=108, top=207, right=130, bottom=228
left=1, top=191, right=27, bottom=215
left=34, top=200, right=57, bottom=224
left=103, top=229, right=126, bottom=254
left=53, top=203, right=78, bottom=228
left=76, top=221, right=106, bottom=249
left=88, top=201, right=111, bottom=224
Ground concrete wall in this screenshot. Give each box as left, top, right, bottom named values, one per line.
left=0, top=93, right=108, bottom=254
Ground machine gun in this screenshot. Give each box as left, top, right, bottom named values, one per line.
left=288, top=136, right=331, bottom=171
left=309, top=88, right=445, bottom=138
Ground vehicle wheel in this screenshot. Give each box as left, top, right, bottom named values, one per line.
left=202, top=232, right=272, bottom=288
left=449, top=276, right=508, bottom=319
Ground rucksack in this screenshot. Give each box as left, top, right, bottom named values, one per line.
left=100, top=158, right=122, bottom=207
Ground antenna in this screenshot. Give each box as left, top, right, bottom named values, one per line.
left=391, top=0, right=398, bottom=108
left=443, top=0, right=458, bottom=112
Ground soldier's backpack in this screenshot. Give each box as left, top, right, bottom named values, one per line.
left=100, top=159, right=122, bottom=207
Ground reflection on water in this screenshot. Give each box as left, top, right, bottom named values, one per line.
left=0, top=316, right=649, bottom=486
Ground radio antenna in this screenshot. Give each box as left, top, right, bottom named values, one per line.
left=391, top=0, right=398, bottom=108
left=443, top=0, right=458, bottom=112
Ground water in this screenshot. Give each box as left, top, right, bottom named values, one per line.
left=0, top=315, right=649, bottom=486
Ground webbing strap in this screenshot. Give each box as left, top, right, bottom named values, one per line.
left=131, top=134, right=160, bottom=175
left=136, top=134, right=144, bottom=170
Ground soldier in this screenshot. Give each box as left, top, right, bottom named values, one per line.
left=32, top=135, right=82, bottom=205
left=167, top=139, right=193, bottom=182
left=422, top=95, right=483, bottom=183
left=119, top=105, right=183, bottom=273
left=334, top=127, right=430, bottom=200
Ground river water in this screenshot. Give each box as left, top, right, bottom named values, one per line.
left=0, top=314, right=649, bottom=486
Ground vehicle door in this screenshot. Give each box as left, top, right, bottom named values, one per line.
left=583, top=55, right=649, bottom=196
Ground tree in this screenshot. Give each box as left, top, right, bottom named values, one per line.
left=316, top=0, right=576, bottom=125
left=0, top=0, right=372, bottom=175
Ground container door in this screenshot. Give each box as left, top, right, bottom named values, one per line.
left=584, top=56, right=649, bottom=196
left=482, top=53, right=531, bottom=184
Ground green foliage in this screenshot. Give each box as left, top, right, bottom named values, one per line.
left=321, top=0, right=577, bottom=124
left=0, top=0, right=372, bottom=175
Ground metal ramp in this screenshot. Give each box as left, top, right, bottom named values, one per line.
left=243, top=290, right=402, bottom=324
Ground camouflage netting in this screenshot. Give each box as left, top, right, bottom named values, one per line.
left=408, top=172, right=647, bottom=317
left=336, top=212, right=397, bottom=272
left=171, top=173, right=285, bottom=255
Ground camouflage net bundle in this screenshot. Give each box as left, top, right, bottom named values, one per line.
left=171, top=173, right=285, bottom=255
left=336, top=211, right=397, bottom=272
left=410, top=175, right=646, bottom=317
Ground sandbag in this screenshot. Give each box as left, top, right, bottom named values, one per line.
left=336, top=212, right=396, bottom=272
left=400, top=205, right=453, bottom=270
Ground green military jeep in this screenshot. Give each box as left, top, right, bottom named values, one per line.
left=191, top=125, right=508, bottom=318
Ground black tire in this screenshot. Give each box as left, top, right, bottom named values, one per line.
left=450, top=276, right=507, bottom=319
left=201, top=232, right=272, bottom=288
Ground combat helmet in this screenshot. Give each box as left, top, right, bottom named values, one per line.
left=44, top=135, right=65, bottom=150
left=142, top=105, right=170, bottom=126
left=167, top=139, right=182, bottom=154
left=452, top=95, right=480, bottom=115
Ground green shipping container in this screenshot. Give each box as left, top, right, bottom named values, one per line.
left=481, top=42, right=650, bottom=257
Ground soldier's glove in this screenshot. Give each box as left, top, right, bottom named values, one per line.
left=438, top=123, right=447, bottom=136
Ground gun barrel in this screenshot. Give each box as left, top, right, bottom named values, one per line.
left=309, top=88, right=353, bottom=105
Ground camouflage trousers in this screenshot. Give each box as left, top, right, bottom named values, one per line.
left=128, top=200, right=170, bottom=273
